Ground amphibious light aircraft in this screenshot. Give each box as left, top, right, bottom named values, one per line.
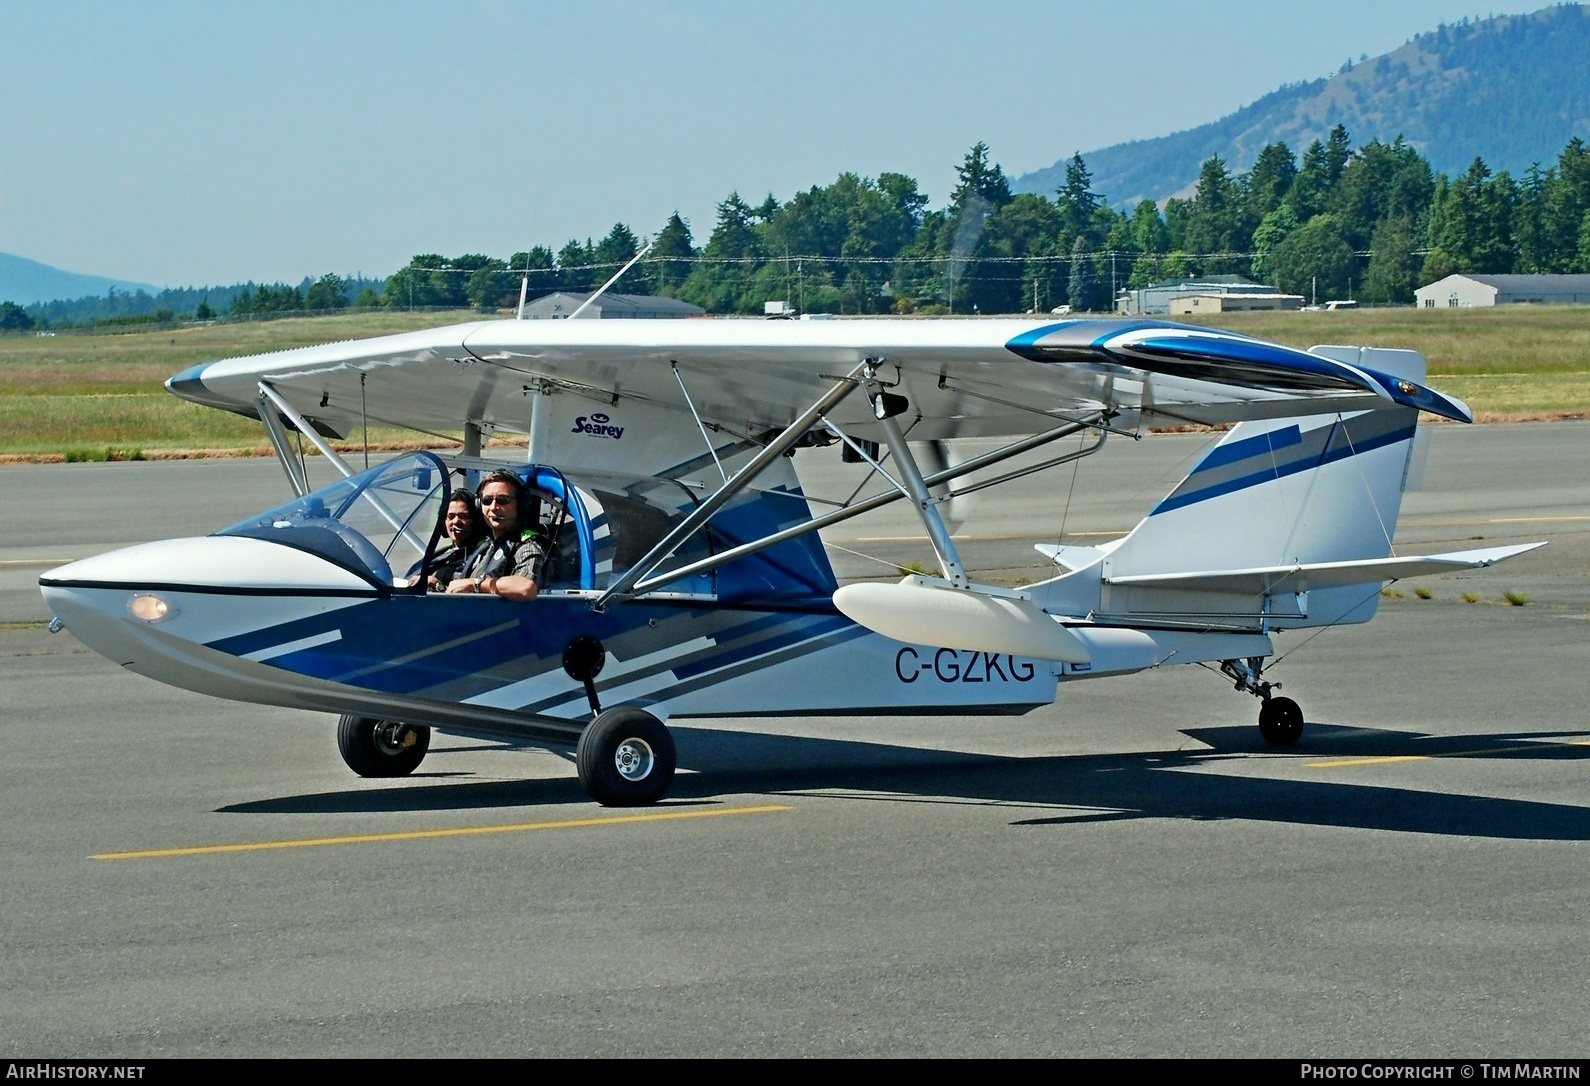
left=39, top=316, right=1542, bottom=805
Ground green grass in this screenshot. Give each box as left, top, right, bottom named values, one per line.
left=1183, top=308, right=1590, bottom=418
left=2, top=306, right=1587, bottom=458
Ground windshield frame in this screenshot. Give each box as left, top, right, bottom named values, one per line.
left=215, top=452, right=452, bottom=592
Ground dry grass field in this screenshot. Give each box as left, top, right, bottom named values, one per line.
left=1185, top=307, right=1590, bottom=423
left=1, top=306, right=1585, bottom=460
left=0, top=311, right=470, bottom=460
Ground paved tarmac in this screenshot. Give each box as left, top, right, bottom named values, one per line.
left=1, top=423, right=1587, bottom=1057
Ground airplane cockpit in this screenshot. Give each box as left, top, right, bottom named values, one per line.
left=215, top=451, right=836, bottom=605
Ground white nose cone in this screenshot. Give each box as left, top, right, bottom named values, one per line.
left=834, top=581, right=1091, bottom=664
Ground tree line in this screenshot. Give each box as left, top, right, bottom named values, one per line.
left=381, top=129, right=1590, bottom=316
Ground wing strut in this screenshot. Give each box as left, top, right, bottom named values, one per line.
left=255, top=385, right=310, bottom=497
left=594, top=362, right=867, bottom=610
left=625, top=414, right=1106, bottom=595
left=623, top=413, right=1106, bottom=594
left=863, top=363, right=968, bottom=589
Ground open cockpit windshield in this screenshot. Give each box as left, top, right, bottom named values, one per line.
left=217, top=453, right=449, bottom=589
left=210, top=452, right=721, bottom=596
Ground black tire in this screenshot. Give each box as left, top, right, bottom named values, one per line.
left=1257, top=696, right=1305, bottom=747
left=576, top=708, right=675, bottom=807
left=337, top=714, right=431, bottom=777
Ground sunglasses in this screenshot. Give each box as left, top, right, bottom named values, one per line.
left=480, top=494, right=516, bottom=507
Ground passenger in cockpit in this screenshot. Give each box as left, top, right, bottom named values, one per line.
left=425, top=491, right=486, bottom=590
left=445, top=469, right=545, bottom=602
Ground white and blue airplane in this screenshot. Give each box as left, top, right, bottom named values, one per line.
left=39, top=317, right=1542, bottom=805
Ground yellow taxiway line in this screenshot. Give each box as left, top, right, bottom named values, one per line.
left=1308, top=739, right=1590, bottom=770
left=92, top=804, right=793, bottom=860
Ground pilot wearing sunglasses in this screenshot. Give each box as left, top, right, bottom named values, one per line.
left=445, top=469, right=545, bottom=602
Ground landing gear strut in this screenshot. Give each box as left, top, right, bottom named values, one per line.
left=1221, top=657, right=1305, bottom=747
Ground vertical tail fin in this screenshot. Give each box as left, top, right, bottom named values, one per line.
left=1039, top=348, right=1433, bottom=631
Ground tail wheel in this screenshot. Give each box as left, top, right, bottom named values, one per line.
left=337, top=715, right=431, bottom=777
left=1258, top=696, right=1305, bottom=747
left=576, top=708, right=675, bottom=807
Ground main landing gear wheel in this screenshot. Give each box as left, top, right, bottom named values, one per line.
left=576, top=707, right=676, bottom=807
left=337, top=714, right=431, bottom=777
left=1257, top=696, right=1305, bottom=747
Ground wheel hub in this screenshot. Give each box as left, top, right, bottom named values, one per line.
left=613, top=737, right=655, bottom=782
left=373, top=721, right=415, bottom=756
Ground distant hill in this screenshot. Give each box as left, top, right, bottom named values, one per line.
left=0, top=252, right=157, bottom=306
left=1016, top=4, right=1590, bottom=207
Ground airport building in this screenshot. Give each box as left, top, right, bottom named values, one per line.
left=1120, top=275, right=1298, bottom=315
left=522, top=292, right=706, bottom=319
left=1168, top=291, right=1305, bottom=314
left=1415, top=273, right=1590, bottom=308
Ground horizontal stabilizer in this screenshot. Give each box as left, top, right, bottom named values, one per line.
left=1034, top=542, right=1116, bottom=571
left=833, top=581, right=1090, bottom=663
left=1105, top=542, right=1546, bottom=595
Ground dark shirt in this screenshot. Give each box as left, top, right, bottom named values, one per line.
left=427, top=544, right=475, bottom=588
left=458, top=530, right=545, bottom=586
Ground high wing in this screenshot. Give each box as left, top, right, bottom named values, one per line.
left=167, top=317, right=1472, bottom=453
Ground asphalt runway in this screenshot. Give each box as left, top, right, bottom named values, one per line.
left=2, top=423, right=1587, bottom=1057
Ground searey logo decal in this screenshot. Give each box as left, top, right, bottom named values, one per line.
left=571, top=411, right=624, bottom=439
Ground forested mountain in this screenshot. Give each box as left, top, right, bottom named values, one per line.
left=1016, top=4, right=1590, bottom=208
left=6, top=274, right=387, bottom=330
left=0, top=252, right=155, bottom=307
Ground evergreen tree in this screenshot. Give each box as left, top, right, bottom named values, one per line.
left=557, top=239, right=597, bottom=293
left=1362, top=215, right=1421, bottom=303
left=1244, top=142, right=1298, bottom=228
left=1515, top=163, right=1550, bottom=272
left=1055, top=153, right=1100, bottom=245
left=592, top=223, right=641, bottom=287
left=679, top=192, right=765, bottom=312
left=648, top=213, right=695, bottom=295
left=1543, top=138, right=1590, bottom=270
left=1183, top=156, right=1245, bottom=270
left=508, top=245, right=561, bottom=298
left=1127, top=199, right=1170, bottom=255
left=951, top=142, right=1012, bottom=211
left=1575, top=208, right=1590, bottom=272
left=1067, top=235, right=1102, bottom=312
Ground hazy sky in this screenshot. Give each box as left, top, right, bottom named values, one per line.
left=0, top=0, right=1555, bottom=288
